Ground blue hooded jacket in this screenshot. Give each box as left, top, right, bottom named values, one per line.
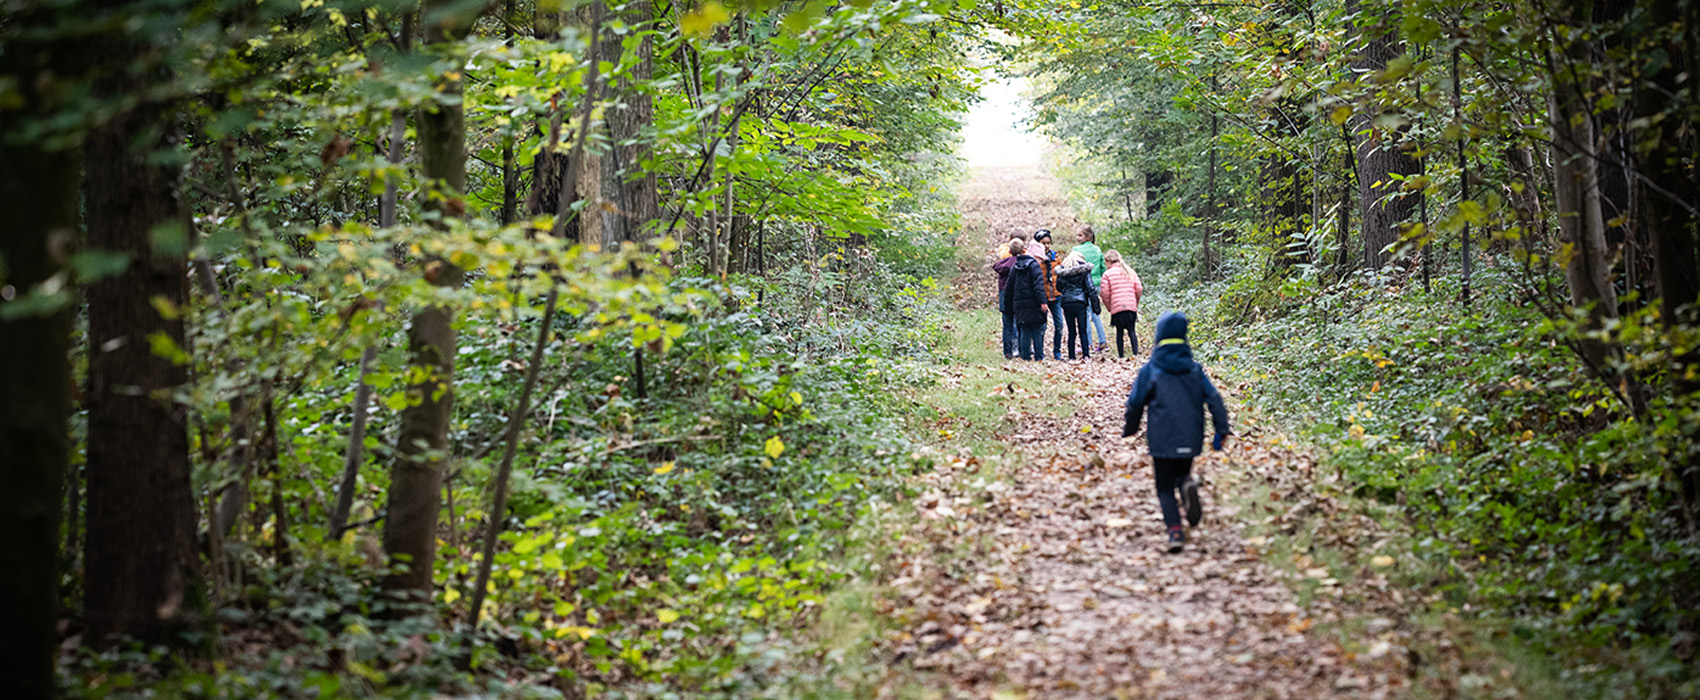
left=1123, top=312, right=1231, bottom=458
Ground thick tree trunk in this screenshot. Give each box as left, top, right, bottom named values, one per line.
left=382, top=2, right=474, bottom=603
left=1350, top=14, right=1423, bottom=270
left=1639, top=0, right=1700, bottom=509
left=597, top=0, right=650, bottom=247
left=0, top=102, right=78, bottom=699
left=82, top=35, right=202, bottom=645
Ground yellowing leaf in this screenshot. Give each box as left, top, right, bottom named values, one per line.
left=555, top=625, right=598, bottom=640
left=681, top=1, right=729, bottom=38
left=657, top=609, right=680, bottom=623
left=1371, top=555, right=1395, bottom=567
left=764, top=435, right=785, bottom=459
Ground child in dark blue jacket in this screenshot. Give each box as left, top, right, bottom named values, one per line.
left=1122, top=312, right=1230, bottom=553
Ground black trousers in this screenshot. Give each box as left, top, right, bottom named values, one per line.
left=1111, top=310, right=1138, bottom=356
left=1152, top=456, right=1193, bottom=529
left=1062, top=302, right=1090, bottom=359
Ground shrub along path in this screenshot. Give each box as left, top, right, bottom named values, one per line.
left=877, top=166, right=1409, bottom=698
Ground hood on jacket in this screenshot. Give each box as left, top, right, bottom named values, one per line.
left=1056, top=258, right=1092, bottom=276
left=1151, top=312, right=1195, bottom=373
left=1012, top=254, right=1041, bottom=274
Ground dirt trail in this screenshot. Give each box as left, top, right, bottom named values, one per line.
left=881, top=166, right=1405, bottom=699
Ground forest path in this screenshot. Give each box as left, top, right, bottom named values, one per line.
left=879, top=166, right=1405, bottom=699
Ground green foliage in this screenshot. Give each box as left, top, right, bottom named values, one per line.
left=1141, top=253, right=1700, bottom=696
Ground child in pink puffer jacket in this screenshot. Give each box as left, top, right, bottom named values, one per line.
left=1098, top=249, right=1144, bottom=357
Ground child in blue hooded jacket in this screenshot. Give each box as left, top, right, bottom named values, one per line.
left=1122, top=312, right=1231, bottom=553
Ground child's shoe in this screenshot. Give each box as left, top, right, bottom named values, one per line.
left=1166, top=527, right=1185, bottom=554
left=1181, top=476, right=1202, bottom=526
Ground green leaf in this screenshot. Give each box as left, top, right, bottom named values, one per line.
left=67, top=250, right=131, bottom=282
left=681, top=2, right=729, bottom=38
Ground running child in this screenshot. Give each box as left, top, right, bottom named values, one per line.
left=1122, top=312, right=1231, bottom=553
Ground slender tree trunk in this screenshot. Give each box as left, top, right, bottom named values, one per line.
left=382, top=0, right=475, bottom=603
left=328, top=347, right=376, bottom=541
left=1121, top=165, right=1135, bottom=223
left=1452, top=46, right=1473, bottom=307
left=1339, top=149, right=1353, bottom=273
left=331, top=112, right=402, bottom=541
left=82, top=20, right=202, bottom=645
left=262, top=382, right=289, bottom=566
left=467, top=290, right=558, bottom=628
left=1204, top=113, right=1219, bottom=279
left=0, top=64, right=78, bottom=695
left=501, top=137, right=518, bottom=226
left=1548, top=19, right=1647, bottom=417
left=501, top=0, right=519, bottom=227
left=1550, top=50, right=1618, bottom=339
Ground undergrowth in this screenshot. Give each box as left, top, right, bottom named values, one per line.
left=1114, top=211, right=1700, bottom=698
left=60, top=237, right=962, bottom=698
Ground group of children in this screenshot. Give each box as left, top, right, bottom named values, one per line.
left=994, top=226, right=1232, bottom=553
left=993, top=226, right=1146, bottom=362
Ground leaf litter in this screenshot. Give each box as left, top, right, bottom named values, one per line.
left=873, top=165, right=1419, bottom=699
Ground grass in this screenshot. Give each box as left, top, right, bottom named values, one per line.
left=923, top=307, right=1068, bottom=453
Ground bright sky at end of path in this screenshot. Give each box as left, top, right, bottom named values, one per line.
left=960, top=75, right=1047, bottom=167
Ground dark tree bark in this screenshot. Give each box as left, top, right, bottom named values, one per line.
left=525, top=11, right=579, bottom=240
left=500, top=0, right=519, bottom=226
left=82, top=17, right=203, bottom=646
left=605, top=0, right=659, bottom=246
left=1349, top=11, right=1423, bottom=270
left=382, top=0, right=475, bottom=603
left=0, top=31, right=79, bottom=689
left=1638, top=0, right=1700, bottom=509
left=1453, top=46, right=1473, bottom=306
left=1144, top=170, right=1171, bottom=217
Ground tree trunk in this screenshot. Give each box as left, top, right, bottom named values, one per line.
left=382, top=0, right=475, bottom=604
left=1550, top=54, right=1618, bottom=343
left=82, top=24, right=202, bottom=646
left=1203, top=110, right=1219, bottom=279
left=577, top=147, right=606, bottom=247
left=1452, top=46, right=1473, bottom=306
left=1350, top=12, right=1423, bottom=270
left=604, top=0, right=657, bottom=247
left=1548, top=24, right=1648, bottom=418
left=1639, top=0, right=1700, bottom=508
left=0, top=64, right=78, bottom=694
